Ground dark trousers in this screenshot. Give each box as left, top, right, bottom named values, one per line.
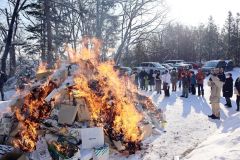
left=191, top=84, right=196, bottom=95
left=197, top=83, right=204, bottom=96
left=237, top=95, right=240, bottom=111
left=182, top=87, right=189, bottom=98
left=155, top=80, right=162, bottom=94
left=140, top=79, right=145, bottom=90
left=225, top=97, right=232, bottom=107
left=0, top=87, right=4, bottom=101
left=163, top=82, right=170, bottom=97
left=178, top=80, right=182, bottom=88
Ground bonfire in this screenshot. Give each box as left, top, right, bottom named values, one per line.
left=6, top=37, right=162, bottom=157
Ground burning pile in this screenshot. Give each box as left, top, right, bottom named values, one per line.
left=0, top=37, right=165, bottom=159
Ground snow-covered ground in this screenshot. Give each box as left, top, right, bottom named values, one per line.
left=1, top=68, right=240, bottom=160
left=111, top=68, right=240, bottom=160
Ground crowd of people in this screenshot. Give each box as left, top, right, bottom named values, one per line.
left=134, top=67, right=206, bottom=98
left=131, top=67, right=240, bottom=120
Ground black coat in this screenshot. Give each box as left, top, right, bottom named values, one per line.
left=235, top=77, right=240, bottom=93
left=0, top=73, right=7, bottom=88
left=223, top=77, right=233, bottom=97
left=148, top=72, right=155, bottom=85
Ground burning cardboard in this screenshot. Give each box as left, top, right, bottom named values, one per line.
left=58, top=104, right=78, bottom=125
left=75, top=98, right=91, bottom=122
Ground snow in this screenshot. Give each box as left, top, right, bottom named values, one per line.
left=185, top=112, right=240, bottom=160
left=0, top=68, right=240, bottom=160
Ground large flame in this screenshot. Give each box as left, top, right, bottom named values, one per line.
left=12, top=37, right=143, bottom=152
left=12, top=82, right=56, bottom=152
left=71, top=38, right=143, bottom=145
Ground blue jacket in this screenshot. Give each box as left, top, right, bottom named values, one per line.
left=190, top=74, right=196, bottom=85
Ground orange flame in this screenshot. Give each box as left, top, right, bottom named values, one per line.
left=12, top=82, right=56, bottom=152
left=37, top=62, right=47, bottom=73
left=71, top=37, right=143, bottom=144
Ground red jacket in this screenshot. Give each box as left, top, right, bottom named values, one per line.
left=196, top=72, right=205, bottom=84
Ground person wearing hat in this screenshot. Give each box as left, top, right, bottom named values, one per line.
left=234, top=75, right=240, bottom=111
left=208, top=68, right=224, bottom=120
left=196, top=68, right=205, bottom=96
left=170, top=68, right=178, bottom=92
left=223, top=73, right=233, bottom=108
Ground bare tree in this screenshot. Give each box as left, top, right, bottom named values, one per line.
left=1, top=0, right=27, bottom=74
left=114, top=0, right=168, bottom=64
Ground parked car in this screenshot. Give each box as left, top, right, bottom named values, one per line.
left=139, top=62, right=166, bottom=74
left=164, top=60, right=185, bottom=64
left=184, top=62, right=202, bottom=69
left=119, top=67, right=132, bottom=75
left=225, top=60, right=234, bottom=71
left=132, top=67, right=142, bottom=73
left=162, top=63, right=174, bottom=71
left=114, top=65, right=132, bottom=75
left=172, top=63, right=190, bottom=70
left=201, top=60, right=226, bottom=75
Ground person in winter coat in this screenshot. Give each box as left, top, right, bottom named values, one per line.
left=148, top=69, right=155, bottom=91
left=223, top=73, right=233, bottom=108
left=181, top=72, right=190, bottom=98
left=139, top=70, right=147, bottom=90
left=218, top=68, right=226, bottom=83
left=208, top=68, right=224, bottom=120
left=155, top=71, right=162, bottom=94
left=190, top=71, right=197, bottom=95
left=144, top=74, right=149, bottom=91
left=234, top=76, right=240, bottom=111
left=162, top=70, right=171, bottom=97
left=196, top=68, right=205, bottom=96
left=0, top=71, right=7, bottom=101
left=178, top=67, right=183, bottom=88
left=170, top=68, right=178, bottom=92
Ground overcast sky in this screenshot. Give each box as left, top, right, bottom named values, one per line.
left=166, top=0, right=240, bottom=27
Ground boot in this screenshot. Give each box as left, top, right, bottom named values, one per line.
left=208, top=114, right=215, bottom=118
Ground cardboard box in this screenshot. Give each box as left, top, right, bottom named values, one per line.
left=76, top=98, right=91, bottom=122
left=58, top=104, right=78, bottom=125
left=81, top=127, right=104, bottom=149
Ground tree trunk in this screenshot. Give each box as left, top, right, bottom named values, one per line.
left=9, top=45, right=16, bottom=76
left=1, top=0, right=21, bottom=73
left=44, top=0, right=53, bottom=67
